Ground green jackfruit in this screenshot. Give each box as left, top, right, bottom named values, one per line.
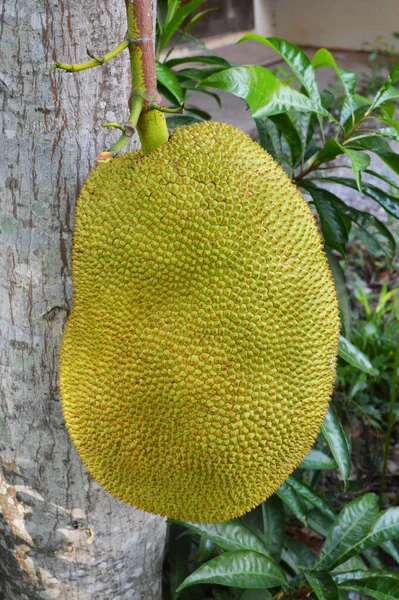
left=60, top=121, right=339, bottom=523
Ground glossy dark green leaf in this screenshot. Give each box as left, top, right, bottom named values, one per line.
left=321, top=405, right=352, bottom=487
left=299, top=448, right=337, bottom=471
left=286, top=476, right=336, bottom=519
left=365, top=169, right=399, bottom=192
left=344, top=507, right=399, bottom=561
left=165, top=54, right=232, bottom=69
left=300, top=183, right=349, bottom=254
left=176, top=550, right=288, bottom=592
left=184, top=105, right=211, bottom=120
left=201, top=66, right=331, bottom=119
left=160, top=0, right=209, bottom=51
left=275, top=481, right=307, bottom=524
left=307, top=137, right=343, bottom=167
left=341, top=94, right=371, bottom=127
left=339, top=336, right=375, bottom=374
left=255, top=118, right=282, bottom=160
left=239, top=34, right=320, bottom=102
left=261, top=496, right=284, bottom=561
left=284, top=535, right=317, bottom=568
left=197, top=535, right=217, bottom=563
left=333, top=199, right=396, bottom=261
left=313, top=176, right=399, bottom=219
left=169, top=524, right=193, bottom=600
left=177, top=66, right=227, bottom=81
left=372, top=86, right=399, bottom=111
left=324, top=247, right=351, bottom=337
left=345, top=135, right=399, bottom=179
left=312, top=49, right=356, bottom=118
left=180, top=81, right=221, bottom=107
left=377, top=126, right=399, bottom=143
left=304, top=570, right=339, bottom=600
left=166, top=115, right=202, bottom=129
left=380, top=540, right=399, bottom=564
left=156, top=60, right=185, bottom=104
left=377, top=115, right=399, bottom=132
left=334, top=568, right=399, bottom=584
left=315, top=494, right=379, bottom=570
left=308, top=510, right=334, bottom=538
left=175, top=520, right=269, bottom=556
left=337, top=570, right=399, bottom=600
left=268, top=113, right=302, bottom=166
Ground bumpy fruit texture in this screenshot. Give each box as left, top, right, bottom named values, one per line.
left=60, top=121, right=339, bottom=523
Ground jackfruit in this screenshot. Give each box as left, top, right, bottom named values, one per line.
left=60, top=121, right=339, bottom=523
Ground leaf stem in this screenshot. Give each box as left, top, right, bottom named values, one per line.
left=53, top=39, right=129, bottom=72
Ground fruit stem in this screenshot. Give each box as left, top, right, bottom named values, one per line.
left=125, top=0, right=169, bottom=155
left=53, top=39, right=129, bottom=72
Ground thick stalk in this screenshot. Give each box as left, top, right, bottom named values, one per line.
left=125, top=0, right=169, bottom=154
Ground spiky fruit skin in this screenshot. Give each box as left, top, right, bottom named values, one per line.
left=60, top=121, right=339, bottom=523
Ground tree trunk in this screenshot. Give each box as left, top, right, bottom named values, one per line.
left=0, top=1, right=166, bottom=598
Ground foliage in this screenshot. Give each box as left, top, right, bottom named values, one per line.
left=158, top=27, right=399, bottom=600
left=155, top=0, right=230, bottom=128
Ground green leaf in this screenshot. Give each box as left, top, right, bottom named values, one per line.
left=165, top=54, right=232, bottom=69
left=312, top=48, right=356, bottom=119
left=261, top=496, right=284, bottom=561
left=176, top=550, right=288, bottom=592
left=343, top=507, right=399, bottom=562
left=268, top=113, right=302, bottom=166
left=275, top=481, right=307, bottom=524
left=308, top=137, right=343, bottom=166
left=365, top=169, right=399, bottom=192
left=180, top=81, right=222, bottom=107
left=324, top=247, right=351, bottom=337
left=299, top=448, right=337, bottom=471
left=201, top=66, right=332, bottom=119
left=337, top=571, right=399, bottom=600
left=304, top=570, right=339, bottom=600
left=321, top=405, right=352, bottom=487
left=284, top=535, right=317, bottom=568
left=156, top=61, right=184, bottom=104
left=160, top=0, right=209, bottom=51
left=255, top=118, right=282, bottom=160
left=372, top=85, right=399, bottom=111
left=300, top=183, right=349, bottom=255
left=174, top=520, right=269, bottom=557
left=239, top=34, right=321, bottom=103
left=197, top=535, right=217, bottom=562
left=166, top=115, right=202, bottom=129
left=335, top=200, right=396, bottom=261
left=168, top=524, right=192, bottom=600
left=380, top=540, right=399, bottom=564
left=286, top=476, right=336, bottom=519
left=313, top=176, right=399, bottom=220
left=335, top=568, right=399, bottom=584
left=339, top=146, right=370, bottom=191
left=346, top=137, right=399, bottom=179
left=340, top=94, right=371, bottom=127
left=308, top=510, right=335, bottom=538
left=338, top=335, right=375, bottom=374
left=315, top=494, right=379, bottom=570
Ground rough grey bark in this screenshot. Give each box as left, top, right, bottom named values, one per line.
left=0, top=1, right=166, bottom=598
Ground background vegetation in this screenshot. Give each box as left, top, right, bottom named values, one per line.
left=156, top=3, right=399, bottom=599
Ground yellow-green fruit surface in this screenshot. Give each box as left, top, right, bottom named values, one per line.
left=60, top=121, right=339, bottom=523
